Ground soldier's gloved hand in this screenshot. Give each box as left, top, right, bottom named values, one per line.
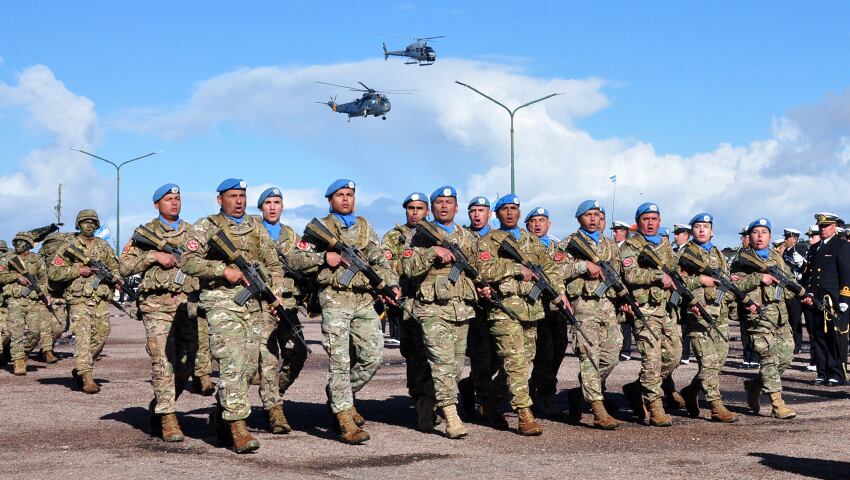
left=223, top=266, right=248, bottom=285
left=840, top=303, right=848, bottom=313
left=585, top=262, right=604, bottom=280
left=79, top=266, right=93, bottom=277
left=17, top=275, right=31, bottom=286
left=699, top=275, right=719, bottom=287
left=520, top=265, right=535, bottom=282
left=433, top=246, right=455, bottom=264
left=153, top=251, right=178, bottom=269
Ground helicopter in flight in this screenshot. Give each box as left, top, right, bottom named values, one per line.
left=316, top=81, right=413, bottom=121
left=382, top=36, right=445, bottom=66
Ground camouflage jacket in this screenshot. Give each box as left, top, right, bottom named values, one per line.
left=381, top=224, right=418, bottom=296
left=620, top=234, right=677, bottom=316
left=0, top=252, right=47, bottom=301
left=39, top=232, right=73, bottom=299
left=558, top=231, right=623, bottom=302
left=180, top=213, right=285, bottom=312
left=678, top=241, right=734, bottom=326
left=270, top=223, right=301, bottom=309
left=289, top=214, right=398, bottom=292
left=119, top=218, right=199, bottom=297
left=730, top=247, right=794, bottom=332
left=476, top=228, right=565, bottom=322
left=403, top=222, right=478, bottom=321
left=47, top=234, right=118, bottom=303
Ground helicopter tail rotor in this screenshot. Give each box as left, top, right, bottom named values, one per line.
left=315, top=95, right=337, bottom=112
left=382, top=43, right=389, bottom=61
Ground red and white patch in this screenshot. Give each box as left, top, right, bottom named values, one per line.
left=186, top=239, right=200, bottom=252
left=553, top=251, right=565, bottom=263
left=0, top=265, right=4, bottom=272
left=731, top=274, right=740, bottom=281
left=297, top=240, right=309, bottom=251
left=403, top=249, right=414, bottom=258
left=623, top=257, right=634, bottom=267
left=122, top=242, right=131, bottom=254
left=53, top=256, right=65, bottom=267
left=480, top=251, right=492, bottom=261
left=384, top=250, right=393, bottom=260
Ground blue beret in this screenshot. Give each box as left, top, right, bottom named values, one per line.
left=152, top=183, right=179, bottom=203
left=493, top=194, right=520, bottom=212
left=325, top=178, right=355, bottom=198
left=468, top=196, right=490, bottom=209
left=635, top=202, right=660, bottom=220
left=403, top=192, right=427, bottom=207
left=217, top=178, right=247, bottom=193
left=429, top=185, right=457, bottom=204
left=524, top=207, right=549, bottom=223
left=257, top=187, right=283, bottom=208
left=575, top=199, right=602, bottom=218
left=689, top=212, right=713, bottom=226
left=748, top=217, right=772, bottom=233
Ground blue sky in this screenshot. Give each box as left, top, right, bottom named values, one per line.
left=1, top=1, right=849, bottom=247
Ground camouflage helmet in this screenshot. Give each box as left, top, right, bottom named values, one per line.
left=12, top=231, right=35, bottom=248
left=0, top=240, right=7, bottom=252
left=75, top=209, right=101, bottom=229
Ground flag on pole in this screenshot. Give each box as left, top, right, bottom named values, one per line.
left=610, top=175, right=617, bottom=183
left=94, top=224, right=114, bottom=249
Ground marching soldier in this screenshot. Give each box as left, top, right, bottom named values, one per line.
left=620, top=202, right=683, bottom=427
left=47, top=210, right=117, bottom=394
left=732, top=218, right=808, bottom=419
left=255, top=186, right=308, bottom=434
left=38, top=232, right=71, bottom=360
left=676, top=213, right=738, bottom=422
left=611, top=221, right=633, bottom=361
left=380, top=192, right=435, bottom=430
left=403, top=185, right=481, bottom=438
left=119, top=183, right=199, bottom=442
left=180, top=178, right=286, bottom=453
left=289, top=179, right=400, bottom=444
left=802, top=225, right=821, bottom=373
left=0, top=241, right=8, bottom=365
left=806, top=213, right=850, bottom=387
left=475, top=194, right=568, bottom=436
left=781, top=228, right=806, bottom=355
left=559, top=200, right=623, bottom=429
left=673, top=223, right=691, bottom=364
left=525, top=207, right=569, bottom=418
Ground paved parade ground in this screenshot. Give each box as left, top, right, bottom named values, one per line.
left=2, top=308, right=848, bottom=480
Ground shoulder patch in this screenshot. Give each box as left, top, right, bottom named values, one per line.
left=623, top=257, right=634, bottom=267
left=384, top=250, right=393, bottom=260
left=480, top=251, right=492, bottom=261
left=122, top=242, right=131, bottom=254
left=53, top=255, right=65, bottom=267
left=841, top=286, right=850, bottom=297
left=0, top=265, right=4, bottom=272
left=403, top=248, right=413, bottom=258
left=553, top=251, right=565, bottom=263
left=297, top=240, right=309, bottom=251
left=186, top=239, right=200, bottom=252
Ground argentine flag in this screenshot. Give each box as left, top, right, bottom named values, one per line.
left=94, top=224, right=114, bottom=249
left=609, top=175, right=617, bottom=183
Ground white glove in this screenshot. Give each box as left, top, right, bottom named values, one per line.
left=840, top=303, right=848, bottom=313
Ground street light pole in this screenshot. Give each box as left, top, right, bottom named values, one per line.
left=72, top=149, right=160, bottom=255
left=455, top=81, right=561, bottom=195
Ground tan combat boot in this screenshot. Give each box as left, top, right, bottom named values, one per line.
left=566, top=387, right=583, bottom=424
left=81, top=372, right=100, bottom=394
left=709, top=399, right=739, bottom=423
left=680, top=382, right=701, bottom=418
left=336, top=409, right=370, bottom=444
left=228, top=420, right=260, bottom=453
left=662, top=377, right=686, bottom=410
left=481, top=400, right=509, bottom=429
left=442, top=405, right=468, bottom=439
left=591, top=401, right=621, bottom=430
left=12, top=358, right=26, bottom=376
left=351, top=405, right=365, bottom=427
left=769, top=392, right=796, bottom=419
left=743, top=379, right=761, bottom=414
left=622, top=381, right=648, bottom=423
left=161, top=413, right=185, bottom=442
left=415, top=397, right=435, bottom=432
left=196, top=374, right=215, bottom=396
left=646, top=399, right=672, bottom=427
left=267, top=404, right=292, bottom=434
left=517, top=407, right=543, bottom=436
left=42, top=350, right=58, bottom=364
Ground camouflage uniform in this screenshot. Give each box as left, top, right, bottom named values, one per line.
left=476, top=229, right=566, bottom=410
left=47, top=233, right=117, bottom=377
left=679, top=242, right=734, bottom=402
left=620, top=235, right=682, bottom=403
left=381, top=224, right=432, bottom=404
left=558, top=232, right=623, bottom=402
left=731, top=248, right=795, bottom=394
left=39, top=233, right=71, bottom=347
left=0, top=246, right=9, bottom=357
left=289, top=214, right=398, bottom=414
left=404, top=222, right=478, bottom=408
left=180, top=213, right=285, bottom=421
left=193, top=300, right=212, bottom=380
left=119, top=218, right=199, bottom=415
left=0, top=251, right=50, bottom=362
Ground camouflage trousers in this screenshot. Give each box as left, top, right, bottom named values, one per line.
left=490, top=317, right=537, bottom=410
left=69, top=300, right=111, bottom=375
left=207, top=304, right=263, bottom=421
left=419, top=314, right=471, bottom=408
left=634, top=311, right=682, bottom=403
left=45, top=299, right=69, bottom=348
left=258, top=310, right=308, bottom=410
left=466, top=311, right=503, bottom=403
left=320, top=289, right=383, bottom=414
left=398, top=301, right=432, bottom=402
left=686, top=321, right=729, bottom=401
left=0, top=306, right=8, bottom=353
left=571, top=297, right=623, bottom=402
left=530, top=309, right=570, bottom=397
left=8, top=298, right=47, bottom=361
left=751, top=323, right=794, bottom=394
left=194, top=308, right=213, bottom=378
left=142, top=297, right=197, bottom=414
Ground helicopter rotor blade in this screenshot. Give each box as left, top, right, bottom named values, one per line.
left=416, top=35, right=445, bottom=41
left=358, top=82, right=375, bottom=92
left=316, top=81, right=362, bottom=91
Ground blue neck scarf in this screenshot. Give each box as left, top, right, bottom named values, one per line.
left=642, top=233, right=663, bottom=246
left=332, top=212, right=356, bottom=229
left=580, top=228, right=600, bottom=244
left=434, top=221, right=455, bottom=235
left=263, top=220, right=282, bottom=242
left=755, top=248, right=771, bottom=259
left=500, top=225, right=522, bottom=240
left=220, top=210, right=243, bottom=225
left=471, top=224, right=491, bottom=237
left=158, top=215, right=180, bottom=231
left=539, top=236, right=551, bottom=247
left=699, top=242, right=714, bottom=252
